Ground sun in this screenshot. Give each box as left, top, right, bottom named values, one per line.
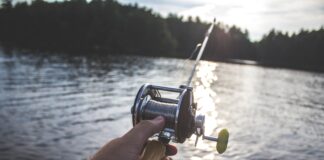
left=179, top=0, right=267, bottom=40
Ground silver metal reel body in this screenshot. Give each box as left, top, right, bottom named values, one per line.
left=131, top=84, right=208, bottom=144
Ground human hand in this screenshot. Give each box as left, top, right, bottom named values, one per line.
left=91, top=116, right=177, bottom=160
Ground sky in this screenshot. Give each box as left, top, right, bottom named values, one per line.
left=118, top=0, right=324, bottom=41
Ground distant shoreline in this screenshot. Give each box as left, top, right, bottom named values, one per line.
left=0, top=0, right=323, bottom=73
left=1, top=46, right=323, bottom=74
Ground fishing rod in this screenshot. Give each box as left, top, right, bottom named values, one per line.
left=131, top=19, right=229, bottom=157
left=186, top=18, right=215, bottom=87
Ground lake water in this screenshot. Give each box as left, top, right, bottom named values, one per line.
left=0, top=49, right=324, bottom=160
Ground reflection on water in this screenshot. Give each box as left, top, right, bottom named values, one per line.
left=191, top=62, right=220, bottom=160
left=0, top=50, right=324, bottom=160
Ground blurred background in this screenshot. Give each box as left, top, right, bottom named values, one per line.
left=0, top=0, right=323, bottom=159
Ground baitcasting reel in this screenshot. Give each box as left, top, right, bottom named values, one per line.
left=131, top=84, right=229, bottom=154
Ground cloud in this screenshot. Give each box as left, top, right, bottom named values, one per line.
left=118, top=0, right=324, bottom=41
left=118, top=0, right=205, bottom=15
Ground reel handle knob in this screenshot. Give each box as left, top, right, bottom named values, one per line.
left=203, top=129, right=229, bottom=154
left=216, top=129, right=229, bottom=154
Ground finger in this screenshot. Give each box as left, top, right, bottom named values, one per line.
left=123, top=116, right=165, bottom=146
left=165, top=144, right=177, bottom=156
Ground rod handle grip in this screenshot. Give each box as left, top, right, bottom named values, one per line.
left=141, top=140, right=166, bottom=160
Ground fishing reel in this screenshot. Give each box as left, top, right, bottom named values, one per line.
left=131, top=84, right=229, bottom=154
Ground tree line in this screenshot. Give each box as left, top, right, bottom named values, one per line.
left=0, top=0, right=323, bottom=71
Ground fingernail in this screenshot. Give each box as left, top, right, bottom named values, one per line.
left=152, top=116, right=165, bottom=123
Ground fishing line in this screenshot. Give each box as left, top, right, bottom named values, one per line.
left=169, top=43, right=202, bottom=85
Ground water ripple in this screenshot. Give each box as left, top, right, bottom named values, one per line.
left=1, top=50, right=324, bottom=160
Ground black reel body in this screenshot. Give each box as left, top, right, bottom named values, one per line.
left=131, top=84, right=199, bottom=143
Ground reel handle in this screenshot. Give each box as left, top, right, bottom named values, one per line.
left=194, top=115, right=229, bottom=154
left=202, top=129, right=229, bottom=154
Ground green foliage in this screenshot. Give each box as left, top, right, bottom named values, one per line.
left=0, top=0, right=176, bottom=55
left=257, top=28, right=324, bottom=70
left=1, top=0, right=12, bottom=9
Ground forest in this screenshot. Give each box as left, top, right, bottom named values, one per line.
left=0, top=0, right=323, bottom=71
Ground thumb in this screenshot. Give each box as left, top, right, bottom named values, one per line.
left=123, top=116, right=165, bottom=147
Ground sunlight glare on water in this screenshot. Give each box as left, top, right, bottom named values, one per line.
left=1, top=50, right=324, bottom=160
left=194, top=62, right=221, bottom=160
left=174, top=61, right=224, bottom=160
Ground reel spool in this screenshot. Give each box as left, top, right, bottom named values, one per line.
left=131, top=84, right=229, bottom=154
